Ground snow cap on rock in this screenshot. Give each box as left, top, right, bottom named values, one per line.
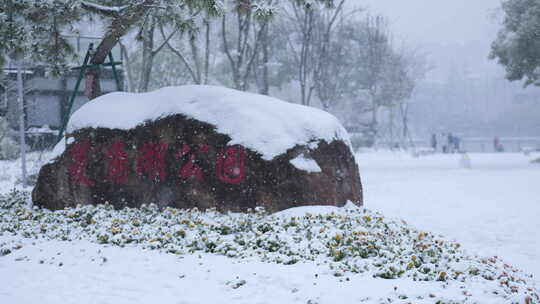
left=67, top=85, right=352, bottom=160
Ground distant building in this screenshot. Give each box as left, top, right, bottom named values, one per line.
left=0, top=65, right=122, bottom=148
left=0, top=67, right=123, bottom=149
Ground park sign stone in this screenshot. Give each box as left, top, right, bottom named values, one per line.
left=32, top=85, right=363, bottom=212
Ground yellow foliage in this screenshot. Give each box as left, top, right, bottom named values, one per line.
left=110, top=227, right=122, bottom=234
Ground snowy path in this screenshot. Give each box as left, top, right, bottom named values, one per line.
left=358, top=152, right=540, bottom=285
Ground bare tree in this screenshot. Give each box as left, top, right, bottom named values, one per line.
left=136, top=15, right=182, bottom=92
left=396, top=49, right=430, bottom=146
left=220, top=1, right=273, bottom=91
left=279, top=0, right=345, bottom=106
left=160, top=10, right=213, bottom=85
left=312, top=0, right=346, bottom=110
left=348, top=15, right=391, bottom=142
left=282, top=1, right=316, bottom=105
left=118, top=40, right=134, bottom=92
left=254, top=21, right=271, bottom=95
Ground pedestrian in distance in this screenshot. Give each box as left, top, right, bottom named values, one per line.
left=448, top=132, right=454, bottom=153
left=494, top=136, right=504, bottom=152
left=454, top=136, right=461, bottom=153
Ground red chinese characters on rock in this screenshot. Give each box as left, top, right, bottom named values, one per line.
left=105, top=140, right=129, bottom=184
left=216, top=145, right=247, bottom=184
left=67, top=140, right=248, bottom=185
left=137, top=142, right=168, bottom=182
left=177, top=144, right=209, bottom=181
left=68, top=140, right=94, bottom=186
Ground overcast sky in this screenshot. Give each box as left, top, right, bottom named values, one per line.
left=356, top=0, right=504, bottom=81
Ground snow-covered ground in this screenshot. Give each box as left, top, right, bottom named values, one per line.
left=359, top=151, right=540, bottom=286
left=0, top=151, right=539, bottom=303
left=1, top=238, right=533, bottom=304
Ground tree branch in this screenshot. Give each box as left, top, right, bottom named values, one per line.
left=152, top=26, right=179, bottom=56
left=80, top=1, right=127, bottom=17
left=221, top=15, right=236, bottom=70
left=159, top=25, right=199, bottom=83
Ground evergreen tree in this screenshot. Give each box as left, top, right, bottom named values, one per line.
left=490, top=0, right=540, bottom=86
left=0, top=0, right=224, bottom=99
left=1, top=1, right=338, bottom=98
left=0, top=0, right=80, bottom=74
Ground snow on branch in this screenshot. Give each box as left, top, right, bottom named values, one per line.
left=80, top=1, right=128, bottom=16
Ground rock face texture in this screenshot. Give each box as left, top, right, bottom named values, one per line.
left=32, top=86, right=362, bottom=212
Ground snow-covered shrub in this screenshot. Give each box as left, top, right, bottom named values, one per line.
left=0, top=192, right=538, bottom=303
left=0, top=171, right=10, bottom=183
left=0, top=189, right=28, bottom=209
left=0, top=117, right=19, bottom=160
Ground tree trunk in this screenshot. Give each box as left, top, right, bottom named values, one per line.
left=389, top=106, right=394, bottom=148
left=119, top=41, right=134, bottom=92
left=138, top=20, right=156, bottom=92
left=84, top=0, right=154, bottom=100
left=370, top=93, right=378, bottom=144
left=259, top=23, right=270, bottom=95
left=203, top=19, right=211, bottom=85
left=84, top=67, right=102, bottom=100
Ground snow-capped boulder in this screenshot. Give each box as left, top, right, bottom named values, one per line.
left=32, top=85, right=362, bottom=212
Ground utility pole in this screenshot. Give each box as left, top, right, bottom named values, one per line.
left=8, top=0, right=27, bottom=187
left=16, top=61, right=27, bottom=187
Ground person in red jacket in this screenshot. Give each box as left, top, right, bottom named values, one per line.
left=494, top=136, right=504, bottom=152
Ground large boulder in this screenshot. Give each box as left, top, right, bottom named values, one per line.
left=33, top=86, right=362, bottom=212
